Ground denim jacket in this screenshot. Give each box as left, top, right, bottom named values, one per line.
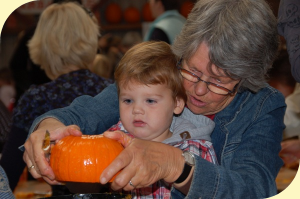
left=28, top=83, right=286, bottom=199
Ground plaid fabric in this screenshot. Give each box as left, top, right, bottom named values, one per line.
left=108, top=121, right=218, bottom=199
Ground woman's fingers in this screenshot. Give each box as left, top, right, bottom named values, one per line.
left=100, top=142, right=142, bottom=191
left=23, top=151, right=42, bottom=179
left=24, top=130, right=45, bottom=177
left=110, top=160, right=138, bottom=191
left=100, top=143, right=132, bottom=185
left=24, top=130, right=56, bottom=180
left=23, top=124, right=83, bottom=182
left=52, top=125, right=82, bottom=140
left=24, top=145, right=59, bottom=185
left=42, top=177, right=61, bottom=185
left=100, top=138, right=183, bottom=191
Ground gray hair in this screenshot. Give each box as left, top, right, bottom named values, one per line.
left=28, top=2, right=99, bottom=79
left=172, top=0, right=279, bottom=92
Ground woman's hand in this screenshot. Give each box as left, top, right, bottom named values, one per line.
left=101, top=131, right=185, bottom=191
left=23, top=118, right=82, bottom=184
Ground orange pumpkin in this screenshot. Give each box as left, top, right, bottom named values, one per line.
left=124, top=6, right=140, bottom=23
left=180, top=1, right=194, bottom=18
left=105, top=3, right=122, bottom=24
left=142, top=2, right=154, bottom=22
left=50, top=135, right=124, bottom=183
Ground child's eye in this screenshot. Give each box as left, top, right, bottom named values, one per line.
left=123, top=99, right=132, bottom=104
left=146, top=99, right=156, bottom=104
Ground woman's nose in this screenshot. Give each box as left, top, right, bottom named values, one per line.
left=194, top=81, right=209, bottom=96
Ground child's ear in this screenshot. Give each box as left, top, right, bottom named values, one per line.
left=174, top=97, right=185, bottom=115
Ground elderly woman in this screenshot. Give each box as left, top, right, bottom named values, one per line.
left=22, top=0, right=285, bottom=198
left=1, top=2, right=113, bottom=194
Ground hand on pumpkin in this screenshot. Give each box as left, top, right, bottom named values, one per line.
left=103, top=130, right=133, bottom=147
left=23, top=118, right=82, bottom=185
left=101, top=131, right=184, bottom=191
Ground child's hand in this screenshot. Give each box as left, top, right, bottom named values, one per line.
left=103, top=130, right=133, bottom=147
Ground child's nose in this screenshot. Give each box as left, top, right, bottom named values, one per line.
left=132, top=103, right=144, bottom=115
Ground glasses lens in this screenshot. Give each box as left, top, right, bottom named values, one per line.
left=180, top=69, right=199, bottom=83
left=207, top=84, right=229, bottom=95
left=180, top=68, right=231, bottom=95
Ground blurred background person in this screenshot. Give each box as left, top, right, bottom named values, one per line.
left=283, top=83, right=300, bottom=139
left=277, top=0, right=300, bottom=170
left=120, top=31, right=143, bottom=54
left=107, top=31, right=142, bottom=78
left=280, top=139, right=300, bottom=169
left=0, top=69, right=14, bottom=197
left=268, top=50, right=296, bottom=98
left=8, top=0, right=82, bottom=104
left=268, top=50, right=300, bottom=140
left=0, top=1, right=113, bottom=196
left=143, top=0, right=186, bottom=44
left=277, top=0, right=300, bottom=82
left=0, top=68, right=15, bottom=112
left=89, top=54, right=113, bottom=79
left=0, top=100, right=12, bottom=154
left=96, top=31, right=142, bottom=79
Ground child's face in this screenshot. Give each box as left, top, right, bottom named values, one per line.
left=119, top=81, right=184, bottom=142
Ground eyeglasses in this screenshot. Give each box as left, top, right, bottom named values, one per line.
left=177, top=58, right=239, bottom=95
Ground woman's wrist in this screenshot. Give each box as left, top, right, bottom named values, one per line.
left=173, top=166, right=194, bottom=195
left=163, top=147, right=186, bottom=183
left=174, top=163, right=192, bottom=183
left=174, top=151, right=195, bottom=183
left=37, top=118, right=65, bottom=131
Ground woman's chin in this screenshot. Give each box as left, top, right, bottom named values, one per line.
left=186, top=104, right=206, bottom=115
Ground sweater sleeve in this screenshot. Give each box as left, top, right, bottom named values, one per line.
left=28, top=83, right=120, bottom=136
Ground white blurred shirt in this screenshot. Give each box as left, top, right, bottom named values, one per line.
left=283, top=83, right=300, bottom=139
